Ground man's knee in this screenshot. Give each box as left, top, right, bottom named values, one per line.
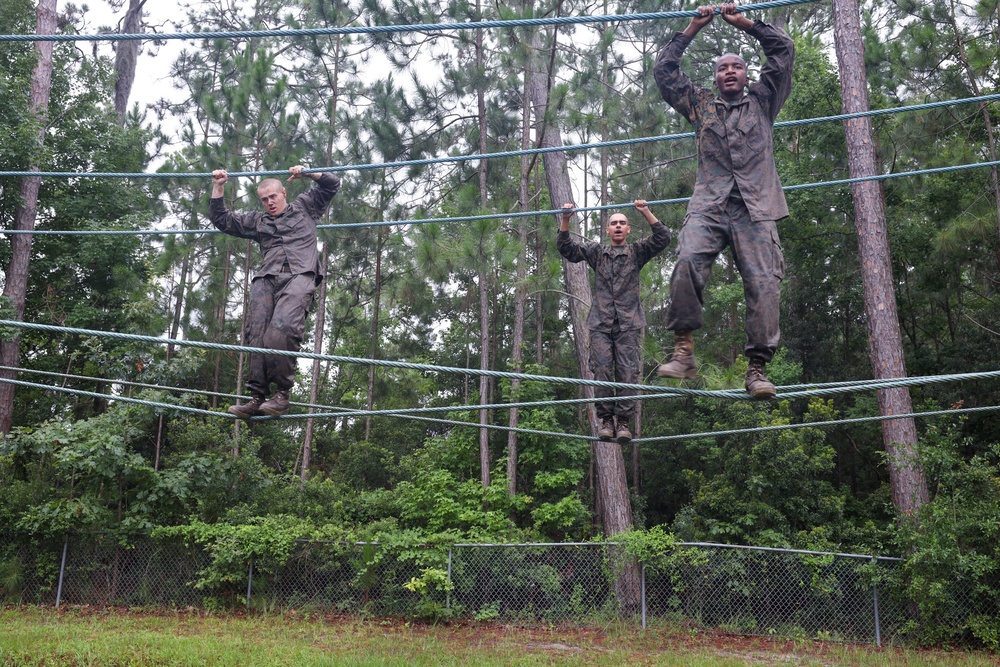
left=263, top=325, right=295, bottom=351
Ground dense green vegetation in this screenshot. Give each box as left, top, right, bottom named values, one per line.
left=2, top=0, right=1000, bottom=647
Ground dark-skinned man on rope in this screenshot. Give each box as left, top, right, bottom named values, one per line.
left=558, top=200, right=671, bottom=442
left=210, top=165, right=340, bottom=418
left=654, top=3, right=794, bottom=400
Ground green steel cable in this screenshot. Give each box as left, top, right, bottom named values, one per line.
left=0, top=0, right=815, bottom=43
left=4, top=320, right=999, bottom=407
left=4, top=372, right=994, bottom=446
left=3, top=93, right=999, bottom=185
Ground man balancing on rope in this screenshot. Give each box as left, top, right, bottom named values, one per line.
left=654, top=3, right=793, bottom=400
left=210, top=165, right=340, bottom=418
left=558, top=200, right=671, bottom=442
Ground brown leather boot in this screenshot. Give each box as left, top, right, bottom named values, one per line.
left=260, top=390, right=291, bottom=416
left=615, top=418, right=632, bottom=443
left=745, top=358, right=776, bottom=400
left=228, top=394, right=265, bottom=419
left=597, top=417, right=615, bottom=440
left=657, top=331, right=697, bottom=379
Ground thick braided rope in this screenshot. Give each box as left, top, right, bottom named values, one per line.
left=0, top=376, right=602, bottom=440
left=5, top=159, right=1000, bottom=237
left=633, top=404, right=1000, bottom=444
left=4, top=373, right=994, bottom=445
left=0, top=319, right=723, bottom=398
left=9, top=362, right=1000, bottom=423
left=2, top=93, right=998, bottom=183
left=4, top=319, right=1000, bottom=406
left=0, top=0, right=815, bottom=43
left=0, top=364, right=739, bottom=415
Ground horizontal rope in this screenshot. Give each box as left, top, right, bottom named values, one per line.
left=0, top=375, right=604, bottom=440
left=4, top=320, right=1000, bottom=408
left=0, top=0, right=813, bottom=43
left=0, top=364, right=732, bottom=417
left=3, top=93, right=998, bottom=183
left=5, top=370, right=994, bottom=447
left=633, top=403, right=1000, bottom=444
left=6, top=158, right=999, bottom=237
left=0, top=319, right=723, bottom=398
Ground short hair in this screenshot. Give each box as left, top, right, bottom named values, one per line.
left=715, top=53, right=746, bottom=69
left=257, top=178, right=283, bottom=194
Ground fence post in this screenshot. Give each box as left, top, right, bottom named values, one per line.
left=246, top=560, right=254, bottom=612
left=641, top=561, right=647, bottom=629
left=446, top=547, right=453, bottom=612
left=872, top=556, right=881, bottom=647
left=54, top=535, right=69, bottom=608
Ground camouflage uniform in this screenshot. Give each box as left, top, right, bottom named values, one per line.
left=210, top=172, right=340, bottom=396
left=558, top=223, right=670, bottom=419
left=654, top=21, right=794, bottom=362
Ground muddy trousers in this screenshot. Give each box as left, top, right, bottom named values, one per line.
left=590, top=324, right=641, bottom=421
left=244, top=273, right=316, bottom=397
left=664, top=199, right=784, bottom=363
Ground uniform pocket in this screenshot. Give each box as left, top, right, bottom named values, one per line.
left=769, top=225, right=785, bottom=280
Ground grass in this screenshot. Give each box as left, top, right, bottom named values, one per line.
left=1, top=606, right=997, bottom=666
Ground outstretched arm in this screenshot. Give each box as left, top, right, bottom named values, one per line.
left=654, top=6, right=716, bottom=123
left=717, top=3, right=754, bottom=31
left=683, top=4, right=716, bottom=37
left=632, top=200, right=671, bottom=265
left=209, top=169, right=259, bottom=239
left=556, top=203, right=595, bottom=265
left=722, top=4, right=795, bottom=119
left=211, top=169, right=228, bottom=198
left=290, top=165, right=341, bottom=218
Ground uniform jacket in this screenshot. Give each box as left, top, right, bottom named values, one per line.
left=557, top=222, right=671, bottom=332
left=210, top=172, right=341, bottom=281
left=654, top=21, right=794, bottom=222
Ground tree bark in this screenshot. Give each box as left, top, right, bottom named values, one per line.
left=113, top=0, right=146, bottom=126
left=507, top=58, right=532, bottom=497
left=476, top=4, right=492, bottom=488
left=832, top=0, right=929, bottom=518
left=0, top=0, right=57, bottom=435
left=365, top=225, right=384, bottom=440
left=528, top=27, right=638, bottom=613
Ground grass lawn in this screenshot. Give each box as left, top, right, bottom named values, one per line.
left=1, top=606, right=996, bottom=666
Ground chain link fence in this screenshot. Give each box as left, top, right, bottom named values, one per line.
left=0, top=533, right=906, bottom=644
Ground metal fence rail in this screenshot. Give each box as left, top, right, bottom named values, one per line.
left=0, top=533, right=905, bottom=645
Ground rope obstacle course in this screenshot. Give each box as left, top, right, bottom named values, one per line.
left=0, top=0, right=996, bottom=443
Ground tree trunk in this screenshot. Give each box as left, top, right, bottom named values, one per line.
left=303, top=27, right=342, bottom=482
left=832, top=0, right=929, bottom=518
left=0, top=0, right=57, bottom=435
left=528, top=26, right=638, bottom=612
left=507, top=59, right=532, bottom=497
left=366, top=225, right=384, bottom=440
left=211, top=249, right=232, bottom=409
left=476, top=6, right=492, bottom=489
left=302, top=241, right=330, bottom=482
left=113, top=0, right=145, bottom=126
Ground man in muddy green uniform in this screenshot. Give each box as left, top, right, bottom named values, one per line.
left=558, top=200, right=671, bottom=442
left=654, top=3, right=794, bottom=399
left=210, top=165, right=340, bottom=418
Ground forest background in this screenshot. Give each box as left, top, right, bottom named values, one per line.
left=1, top=0, right=1000, bottom=646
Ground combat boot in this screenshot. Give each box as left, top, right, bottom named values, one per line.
left=615, top=418, right=632, bottom=443
left=597, top=417, right=615, bottom=440
left=657, top=330, right=697, bottom=379
left=228, top=394, right=265, bottom=420
left=260, top=390, right=291, bottom=416
left=745, top=358, right=776, bottom=400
